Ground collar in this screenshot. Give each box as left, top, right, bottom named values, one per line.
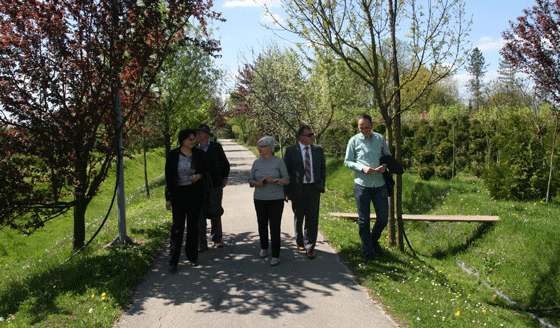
left=298, top=141, right=310, bottom=151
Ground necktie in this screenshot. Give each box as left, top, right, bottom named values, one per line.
left=304, top=146, right=311, bottom=183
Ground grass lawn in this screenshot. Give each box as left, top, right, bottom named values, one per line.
left=0, top=146, right=559, bottom=327
left=0, top=149, right=171, bottom=327
left=320, top=157, right=560, bottom=327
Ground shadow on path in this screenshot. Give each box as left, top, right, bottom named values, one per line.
left=116, top=140, right=397, bottom=328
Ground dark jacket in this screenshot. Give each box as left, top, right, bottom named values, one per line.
left=380, top=155, right=403, bottom=196
left=197, top=141, right=230, bottom=188
left=283, top=143, right=327, bottom=201
left=165, top=147, right=208, bottom=201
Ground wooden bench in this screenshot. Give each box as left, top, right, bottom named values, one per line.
left=328, top=212, right=500, bottom=222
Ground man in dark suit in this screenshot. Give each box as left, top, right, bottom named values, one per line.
left=284, top=125, right=326, bottom=259
left=196, top=124, right=230, bottom=252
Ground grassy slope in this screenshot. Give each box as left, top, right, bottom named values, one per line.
left=0, top=150, right=170, bottom=327
left=320, top=157, right=560, bottom=327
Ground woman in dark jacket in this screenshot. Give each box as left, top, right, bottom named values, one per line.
left=165, top=129, right=208, bottom=273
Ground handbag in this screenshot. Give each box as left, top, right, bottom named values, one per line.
left=203, top=176, right=224, bottom=217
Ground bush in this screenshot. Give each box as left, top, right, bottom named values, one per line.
left=418, top=166, right=435, bottom=180
left=436, top=141, right=453, bottom=165
left=418, top=150, right=435, bottom=165
left=435, top=165, right=453, bottom=180
left=322, top=124, right=356, bottom=158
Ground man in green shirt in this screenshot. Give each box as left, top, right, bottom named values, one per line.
left=344, top=114, right=391, bottom=264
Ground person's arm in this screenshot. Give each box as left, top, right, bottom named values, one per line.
left=217, top=143, right=230, bottom=186
left=165, top=150, right=174, bottom=210
left=318, top=147, right=327, bottom=192
left=249, top=161, right=264, bottom=188
left=344, top=138, right=364, bottom=172
left=277, top=157, right=289, bottom=186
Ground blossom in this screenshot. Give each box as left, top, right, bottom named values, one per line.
left=456, top=311, right=461, bottom=316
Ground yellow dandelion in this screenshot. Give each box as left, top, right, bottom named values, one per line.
left=483, top=309, right=487, bottom=313
left=91, top=294, right=95, bottom=299
left=456, top=311, right=461, bottom=316
left=53, top=286, right=56, bottom=289
left=102, top=296, right=106, bottom=300
left=456, top=295, right=460, bottom=298
left=102, top=293, right=106, bottom=297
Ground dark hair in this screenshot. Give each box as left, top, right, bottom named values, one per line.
left=358, top=114, right=373, bottom=124
left=297, top=125, right=312, bottom=138
left=178, top=129, right=196, bottom=145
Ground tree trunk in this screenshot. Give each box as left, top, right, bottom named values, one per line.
left=73, top=196, right=88, bottom=250
left=163, top=109, right=172, bottom=156
left=143, top=128, right=150, bottom=198
left=388, top=0, right=404, bottom=251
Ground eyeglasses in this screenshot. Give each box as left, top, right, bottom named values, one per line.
left=302, top=133, right=314, bottom=137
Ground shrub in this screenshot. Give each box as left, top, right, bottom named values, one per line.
left=418, top=166, right=435, bottom=180
left=436, top=141, right=453, bottom=165
left=418, top=150, right=435, bottom=165
left=435, top=165, right=453, bottom=180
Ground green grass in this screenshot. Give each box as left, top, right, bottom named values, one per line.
left=1, top=146, right=559, bottom=327
left=320, top=157, right=560, bottom=327
left=0, top=149, right=171, bottom=327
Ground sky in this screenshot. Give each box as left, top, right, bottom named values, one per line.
left=210, top=0, right=537, bottom=99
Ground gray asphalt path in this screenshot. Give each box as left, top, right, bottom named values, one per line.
left=115, top=140, right=398, bottom=328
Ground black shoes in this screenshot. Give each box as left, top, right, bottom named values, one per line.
left=306, top=250, right=316, bottom=259
left=373, top=241, right=384, bottom=257
left=189, top=261, right=199, bottom=267
left=168, top=264, right=178, bottom=273
left=362, top=252, right=374, bottom=264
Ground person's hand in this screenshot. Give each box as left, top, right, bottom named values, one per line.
left=265, top=176, right=278, bottom=184
left=253, top=180, right=264, bottom=188
left=362, top=166, right=386, bottom=174
left=284, top=194, right=289, bottom=203
left=362, top=166, right=375, bottom=174
left=189, top=173, right=202, bottom=182
left=223, top=178, right=228, bottom=188
left=166, top=200, right=172, bottom=211
left=374, top=165, right=387, bottom=173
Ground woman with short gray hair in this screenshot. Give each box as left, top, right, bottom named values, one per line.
left=249, top=136, right=289, bottom=266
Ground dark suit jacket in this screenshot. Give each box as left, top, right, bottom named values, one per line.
left=165, top=147, right=208, bottom=202
left=283, top=143, right=327, bottom=201
left=380, top=154, right=403, bottom=196
left=197, top=141, right=230, bottom=188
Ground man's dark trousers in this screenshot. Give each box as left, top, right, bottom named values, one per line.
left=292, top=184, right=321, bottom=251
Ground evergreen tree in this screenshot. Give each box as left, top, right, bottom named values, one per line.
left=466, top=47, right=488, bottom=110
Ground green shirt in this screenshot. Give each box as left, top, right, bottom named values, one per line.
left=344, top=132, right=391, bottom=188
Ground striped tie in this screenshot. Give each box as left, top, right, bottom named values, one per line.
left=304, top=146, right=311, bottom=183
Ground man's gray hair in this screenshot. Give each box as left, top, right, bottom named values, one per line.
left=258, top=136, right=275, bottom=148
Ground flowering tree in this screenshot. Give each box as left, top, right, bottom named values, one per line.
left=0, top=0, right=222, bottom=248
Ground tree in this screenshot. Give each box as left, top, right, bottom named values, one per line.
left=466, top=47, right=488, bottom=111
left=267, top=0, right=471, bottom=249
left=502, top=0, right=560, bottom=106
left=151, top=42, right=223, bottom=155
left=0, top=0, right=222, bottom=249
left=502, top=0, right=560, bottom=203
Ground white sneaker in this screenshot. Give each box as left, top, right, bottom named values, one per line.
left=270, top=257, right=280, bottom=266
left=259, top=249, right=268, bottom=258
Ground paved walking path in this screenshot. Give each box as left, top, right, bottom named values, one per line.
left=115, top=140, right=398, bottom=328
